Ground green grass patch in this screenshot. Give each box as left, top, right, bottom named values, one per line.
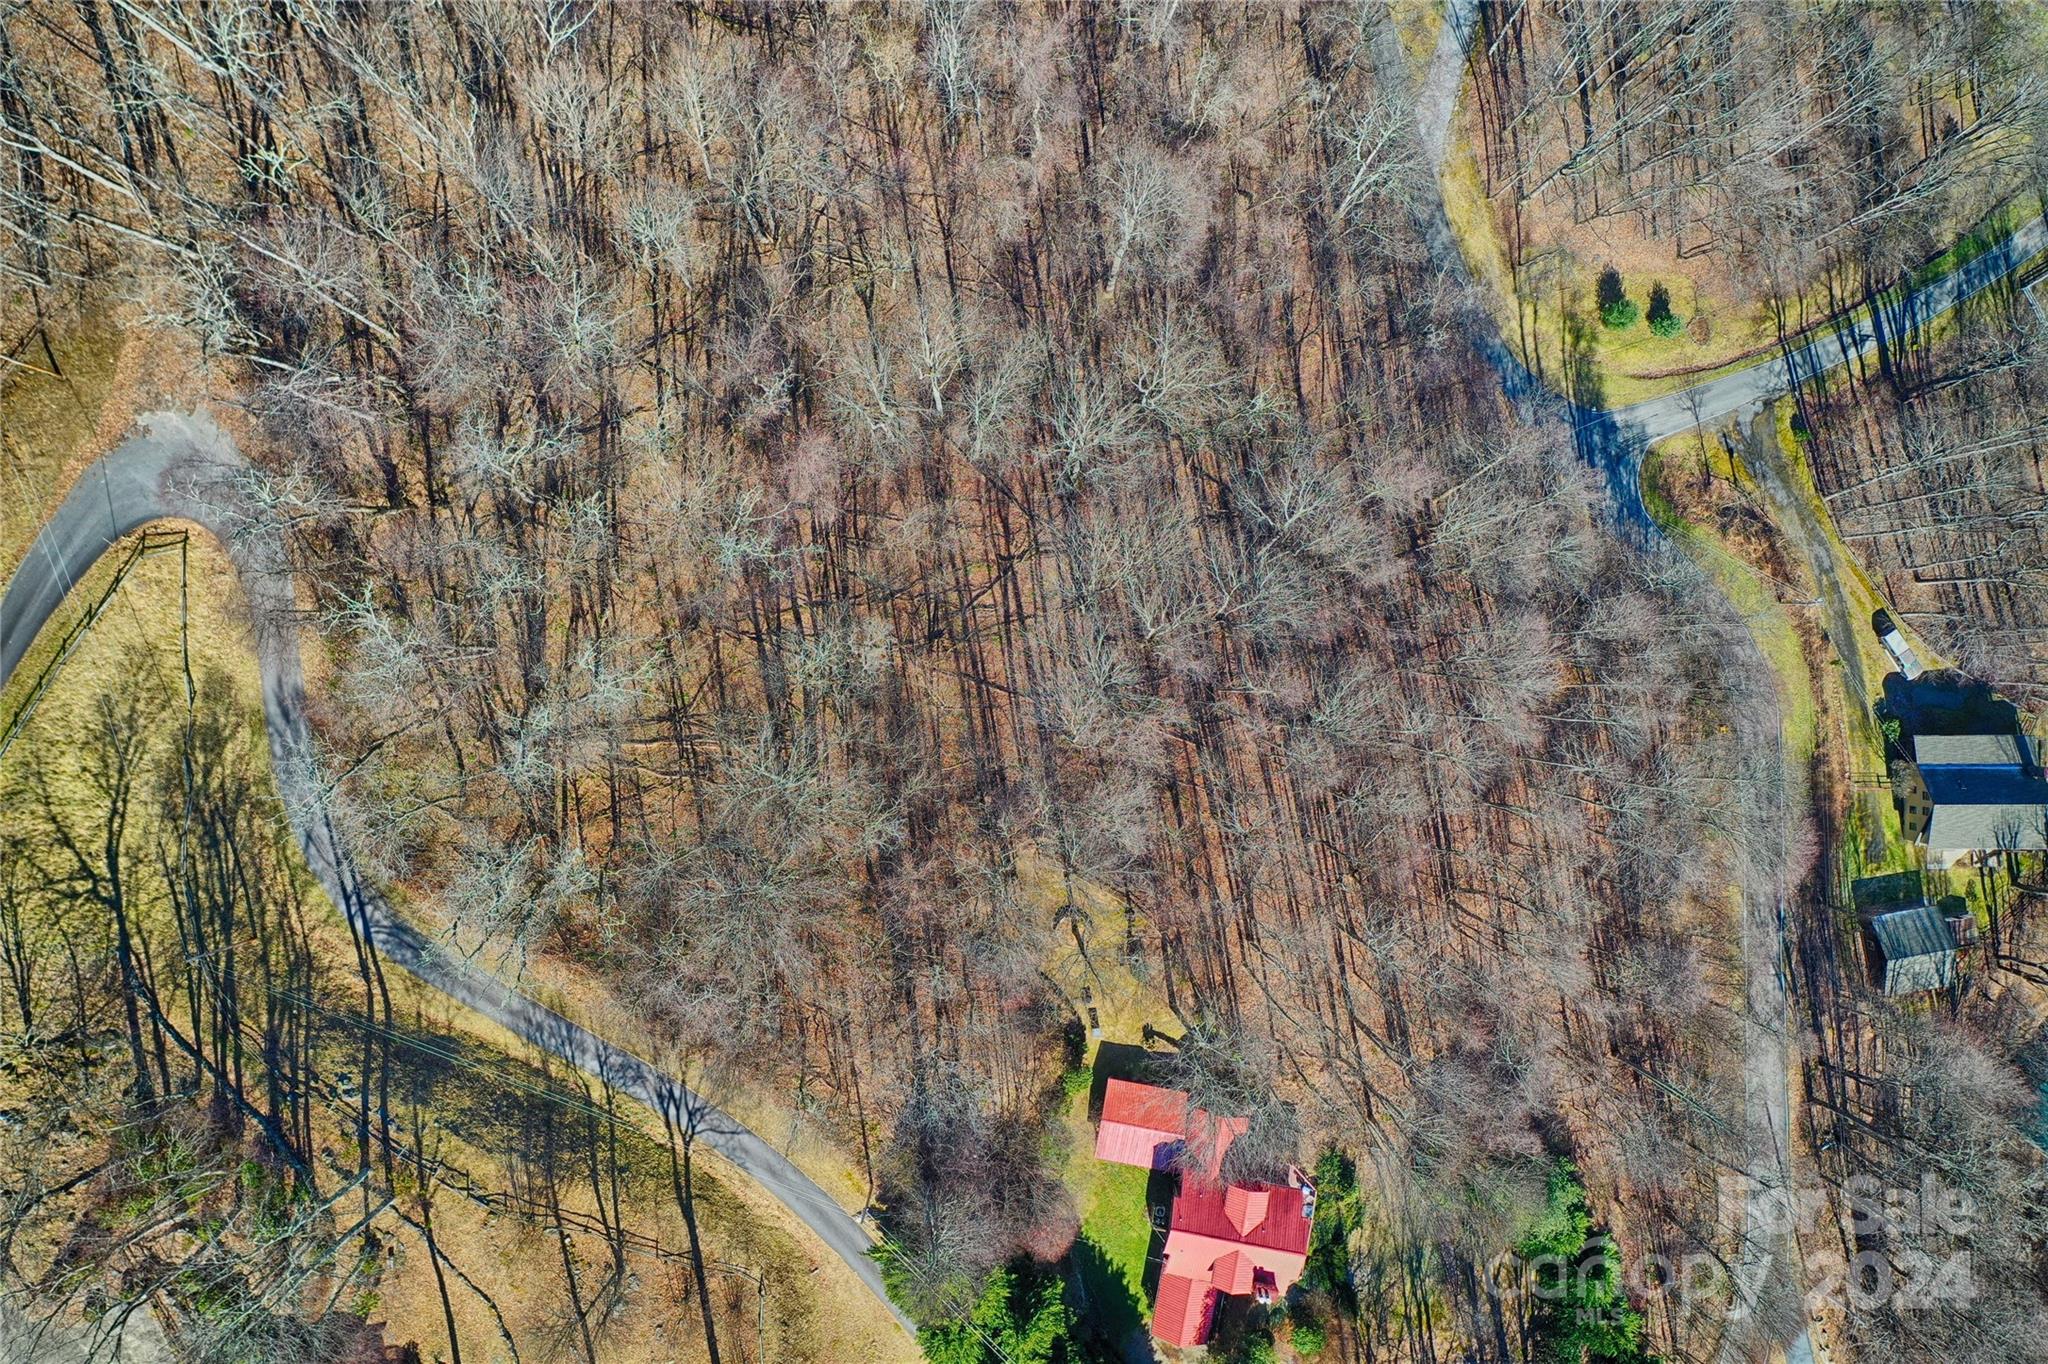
left=1642, top=447, right=1817, bottom=763
left=1852, top=871, right=1927, bottom=912
left=1843, top=792, right=1915, bottom=882
left=1056, top=1080, right=1156, bottom=1346
left=1077, top=1160, right=1151, bottom=1308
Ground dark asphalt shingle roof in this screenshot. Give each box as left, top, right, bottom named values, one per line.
left=1909, top=731, right=2048, bottom=852
left=1921, top=767, right=2048, bottom=851
left=1913, top=733, right=2030, bottom=767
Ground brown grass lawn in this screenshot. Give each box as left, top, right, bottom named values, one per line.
left=1017, top=842, right=1178, bottom=1060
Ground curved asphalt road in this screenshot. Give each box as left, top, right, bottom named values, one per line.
left=0, top=412, right=913, bottom=1339
left=6, top=28, right=2027, bottom=1357
left=1604, top=214, right=2048, bottom=448
left=1574, top=213, right=2047, bottom=539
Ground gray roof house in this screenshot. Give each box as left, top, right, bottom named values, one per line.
left=1869, top=905, right=1959, bottom=995
left=1897, top=732, right=2048, bottom=866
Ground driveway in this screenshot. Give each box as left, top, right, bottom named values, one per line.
left=1609, top=213, right=2048, bottom=448
left=0, top=412, right=914, bottom=1340
left=1396, top=19, right=1932, bottom=1364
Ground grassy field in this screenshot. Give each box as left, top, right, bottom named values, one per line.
left=1060, top=1080, right=1157, bottom=1348
left=1017, top=842, right=1176, bottom=1057
left=1, top=304, right=125, bottom=570
left=1439, top=133, right=1784, bottom=409
left=1388, top=0, right=1445, bottom=73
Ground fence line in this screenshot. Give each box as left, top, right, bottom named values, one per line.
left=0, top=528, right=188, bottom=763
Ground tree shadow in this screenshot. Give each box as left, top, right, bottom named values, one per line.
left=1569, top=405, right=1653, bottom=533
left=308, top=1004, right=675, bottom=1193
left=1087, top=1040, right=1166, bottom=1122
left=1140, top=1167, right=1173, bottom=1299
left=1070, top=1168, right=1174, bottom=1364
left=1069, top=1233, right=1155, bottom=1362
left=1877, top=672, right=2018, bottom=743
left=1850, top=870, right=1925, bottom=913
left=1559, top=309, right=1654, bottom=533
left=1562, top=306, right=1605, bottom=411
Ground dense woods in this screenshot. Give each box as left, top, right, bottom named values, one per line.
left=5, top=2, right=2048, bottom=1362
left=1797, top=281, right=2048, bottom=701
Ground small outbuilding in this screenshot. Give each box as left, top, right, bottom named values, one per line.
left=1869, top=905, right=1959, bottom=995
left=1093, top=1077, right=1247, bottom=1182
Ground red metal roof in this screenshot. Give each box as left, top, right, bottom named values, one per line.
left=1095, top=1081, right=1304, bottom=1349
left=1225, top=1185, right=1271, bottom=1236
left=1100, top=1077, right=1189, bottom=1132
left=1094, top=1079, right=1186, bottom=1168
left=1152, top=1272, right=1215, bottom=1348
left=1170, top=1181, right=1311, bottom=1255
left=1094, top=1119, right=1175, bottom=1169
left=1209, top=1249, right=1254, bottom=1296
left=1151, top=1182, right=1312, bottom=1346
left=1095, top=1079, right=1247, bottom=1181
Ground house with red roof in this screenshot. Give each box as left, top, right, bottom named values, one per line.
left=1093, top=1077, right=1249, bottom=1185
left=1091, top=1077, right=1311, bottom=1348
left=1152, top=1181, right=1310, bottom=1347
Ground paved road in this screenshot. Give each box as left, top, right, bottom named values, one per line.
left=0, top=413, right=914, bottom=1340
left=1605, top=213, right=2048, bottom=448
left=1570, top=212, right=2048, bottom=529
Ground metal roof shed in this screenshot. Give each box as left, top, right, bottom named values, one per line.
left=1870, top=906, right=1959, bottom=995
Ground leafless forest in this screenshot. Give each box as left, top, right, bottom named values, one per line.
left=4, top=3, right=2048, bottom=1363
left=1468, top=0, right=2048, bottom=389
left=1801, top=286, right=2048, bottom=699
